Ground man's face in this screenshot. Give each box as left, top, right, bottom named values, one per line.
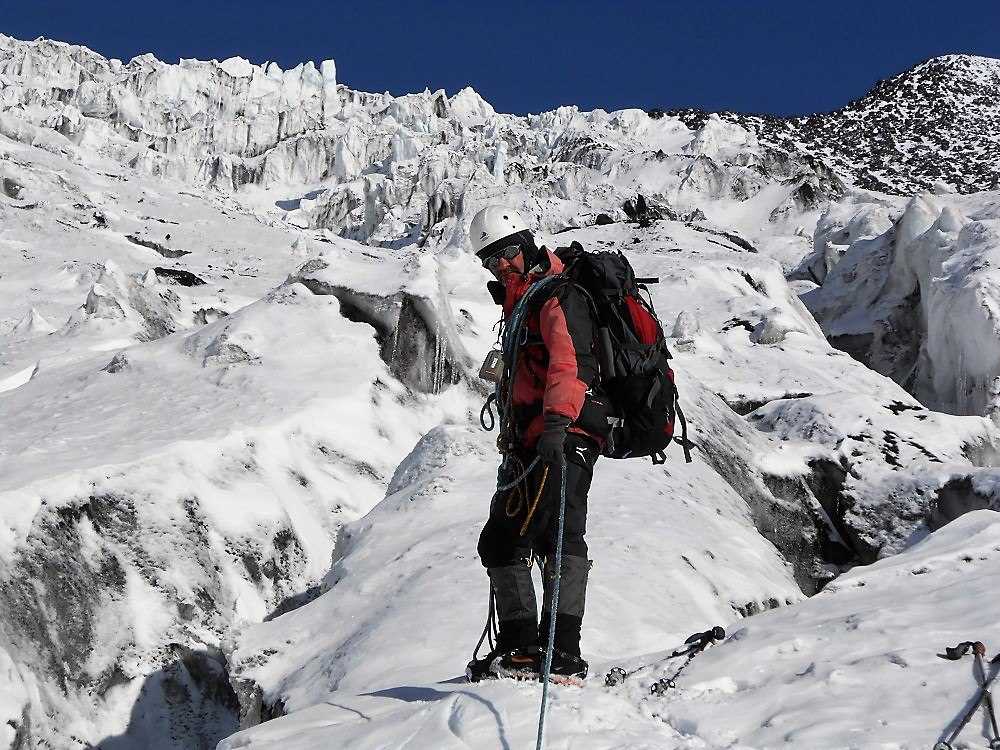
left=483, top=245, right=525, bottom=280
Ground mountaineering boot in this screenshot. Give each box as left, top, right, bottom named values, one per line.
left=549, top=649, right=589, bottom=680
left=539, top=555, right=590, bottom=661
left=478, top=562, right=540, bottom=681
left=490, top=647, right=542, bottom=681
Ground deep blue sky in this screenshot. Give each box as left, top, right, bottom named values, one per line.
left=5, top=0, right=1000, bottom=116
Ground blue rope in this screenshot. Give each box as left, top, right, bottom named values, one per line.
left=535, top=456, right=567, bottom=750
left=495, top=456, right=540, bottom=492
left=498, top=274, right=564, bottom=409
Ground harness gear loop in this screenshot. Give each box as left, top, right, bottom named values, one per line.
left=518, top=464, right=550, bottom=536
left=505, top=487, right=524, bottom=518
left=480, top=393, right=497, bottom=431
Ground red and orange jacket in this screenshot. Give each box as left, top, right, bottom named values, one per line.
left=499, top=248, right=607, bottom=448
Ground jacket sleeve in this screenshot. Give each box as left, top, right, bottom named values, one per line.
left=538, top=286, right=598, bottom=422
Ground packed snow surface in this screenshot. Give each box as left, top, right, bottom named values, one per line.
left=222, top=507, right=1000, bottom=750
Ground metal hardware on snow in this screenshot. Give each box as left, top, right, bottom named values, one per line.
left=604, top=626, right=726, bottom=689
left=935, top=640, right=1000, bottom=750
left=943, top=641, right=976, bottom=661
left=650, top=677, right=676, bottom=695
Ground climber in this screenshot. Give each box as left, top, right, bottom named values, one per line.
left=468, top=205, right=613, bottom=682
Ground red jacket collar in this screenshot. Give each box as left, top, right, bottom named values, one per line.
left=501, top=248, right=563, bottom=315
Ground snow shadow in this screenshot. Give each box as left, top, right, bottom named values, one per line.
left=95, top=647, right=239, bottom=750
left=275, top=189, right=327, bottom=211
left=263, top=583, right=323, bottom=622
left=363, top=686, right=512, bottom=750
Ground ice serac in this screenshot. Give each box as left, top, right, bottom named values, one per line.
left=0, top=32, right=862, bottom=252
left=805, top=189, right=1000, bottom=422
left=285, top=253, right=465, bottom=394
left=11, top=307, right=55, bottom=338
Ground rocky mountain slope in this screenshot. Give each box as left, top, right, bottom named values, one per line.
left=1, top=32, right=1000, bottom=750
left=669, top=54, right=1000, bottom=194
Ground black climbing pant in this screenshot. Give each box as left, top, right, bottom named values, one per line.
left=478, top=433, right=598, bottom=655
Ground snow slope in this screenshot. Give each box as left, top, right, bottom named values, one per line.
left=223, top=220, right=1000, bottom=750
left=220, top=422, right=799, bottom=750
left=0, top=92, right=478, bottom=745
left=219, top=500, right=1000, bottom=750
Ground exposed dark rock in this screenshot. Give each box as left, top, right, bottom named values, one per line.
left=154, top=267, right=206, bottom=287
left=0, top=480, right=313, bottom=748
left=102, top=352, right=129, bottom=373
left=194, top=308, right=228, bottom=326
left=127, top=234, right=190, bottom=258
left=732, top=597, right=785, bottom=617
left=594, top=213, right=615, bottom=226
left=721, top=317, right=755, bottom=333
left=690, top=225, right=759, bottom=253
left=928, top=476, right=1000, bottom=531
left=0, top=493, right=135, bottom=688
left=622, top=193, right=663, bottom=227
left=666, top=56, right=1000, bottom=194
left=3, top=177, right=25, bottom=199
left=720, top=392, right=813, bottom=417
left=884, top=400, right=923, bottom=415
left=232, top=678, right=286, bottom=730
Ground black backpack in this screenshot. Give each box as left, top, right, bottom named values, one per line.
left=555, top=242, right=693, bottom=464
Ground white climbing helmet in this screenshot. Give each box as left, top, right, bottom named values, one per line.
left=468, top=205, right=530, bottom=257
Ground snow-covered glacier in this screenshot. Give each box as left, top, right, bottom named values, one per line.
left=1, top=31, right=1000, bottom=750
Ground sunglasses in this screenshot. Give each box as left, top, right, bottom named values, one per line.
left=482, top=244, right=522, bottom=272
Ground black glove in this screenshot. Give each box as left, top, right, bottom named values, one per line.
left=536, top=413, right=571, bottom=466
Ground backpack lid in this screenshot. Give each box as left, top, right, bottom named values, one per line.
left=554, top=242, right=635, bottom=297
